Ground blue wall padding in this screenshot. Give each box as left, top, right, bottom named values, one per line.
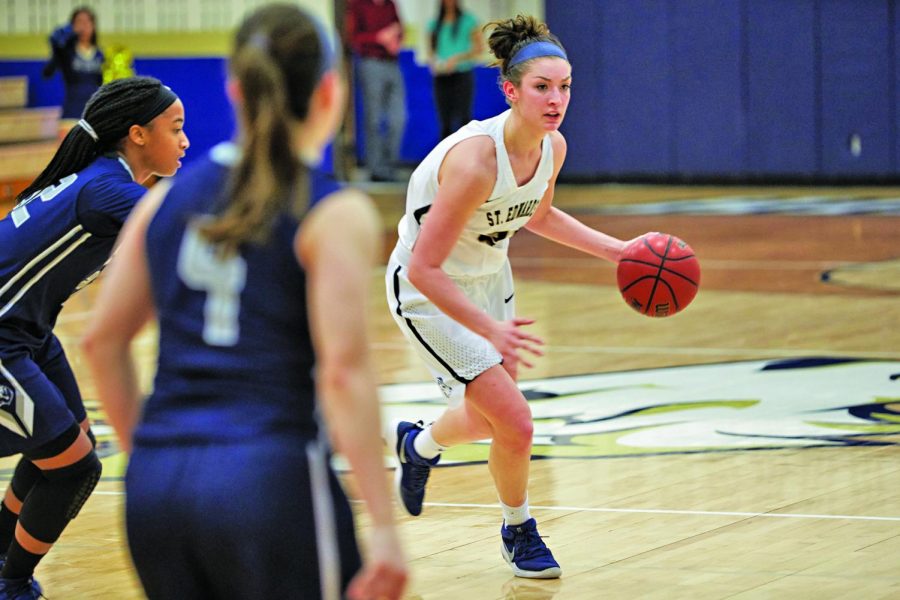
left=593, top=2, right=674, bottom=176
left=133, top=58, right=235, bottom=162
left=543, top=0, right=601, bottom=177
left=819, top=0, right=893, bottom=175
left=895, top=2, right=900, bottom=172
left=471, top=65, right=509, bottom=121
left=545, top=0, right=900, bottom=180
left=670, top=0, right=745, bottom=176
left=745, top=1, right=817, bottom=176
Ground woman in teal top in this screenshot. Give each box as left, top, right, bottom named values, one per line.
left=429, top=0, right=483, bottom=138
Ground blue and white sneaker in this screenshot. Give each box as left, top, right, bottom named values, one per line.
left=388, top=420, right=439, bottom=516
left=0, top=575, right=43, bottom=600
left=500, top=518, right=562, bottom=579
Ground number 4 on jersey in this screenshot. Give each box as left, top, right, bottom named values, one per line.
left=177, top=224, right=247, bottom=346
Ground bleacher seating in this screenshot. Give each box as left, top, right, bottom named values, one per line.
left=0, top=76, right=60, bottom=212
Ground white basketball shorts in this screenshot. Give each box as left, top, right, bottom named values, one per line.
left=385, top=244, right=515, bottom=407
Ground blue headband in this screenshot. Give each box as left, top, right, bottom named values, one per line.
left=508, top=40, right=568, bottom=69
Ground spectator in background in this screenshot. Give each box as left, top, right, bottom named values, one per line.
left=43, top=6, right=104, bottom=121
left=347, top=0, right=406, bottom=182
left=429, top=0, right=482, bottom=139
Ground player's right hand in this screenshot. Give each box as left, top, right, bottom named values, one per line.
left=489, top=318, right=545, bottom=375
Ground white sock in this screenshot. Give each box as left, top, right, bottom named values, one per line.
left=412, top=424, right=446, bottom=460
left=500, top=496, right=531, bottom=526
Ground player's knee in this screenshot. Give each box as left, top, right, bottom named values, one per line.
left=496, top=414, right=533, bottom=452
left=514, top=418, right=534, bottom=447
left=17, top=450, right=102, bottom=545
left=10, top=458, right=43, bottom=503
left=41, top=450, right=102, bottom=519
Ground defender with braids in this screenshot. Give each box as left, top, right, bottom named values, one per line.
left=386, top=15, right=638, bottom=578
left=82, top=5, right=406, bottom=600
left=0, top=75, right=186, bottom=598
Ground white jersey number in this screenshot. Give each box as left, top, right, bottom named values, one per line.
left=10, top=174, right=79, bottom=228
left=176, top=225, right=247, bottom=346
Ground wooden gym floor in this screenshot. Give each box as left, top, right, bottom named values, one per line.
left=3, top=183, right=899, bottom=599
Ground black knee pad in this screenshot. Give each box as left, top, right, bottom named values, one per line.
left=17, top=451, right=102, bottom=544
left=9, top=458, right=43, bottom=505
left=44, top=450, right=103, bottom=519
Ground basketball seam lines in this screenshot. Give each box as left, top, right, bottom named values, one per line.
left=641, top=238, right=667, bottom=260
left=643, top=236, right=671, bottom=313
left=619, top=259, right=699, bottom=287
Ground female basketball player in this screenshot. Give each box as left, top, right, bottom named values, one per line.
left=0, top=76, right=186, bottom=599
left=82, top=5, right=406, bottom=600
left=386, top=15, right=636, bottom=579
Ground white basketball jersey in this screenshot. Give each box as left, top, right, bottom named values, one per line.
left=396, top=109, right=554, bottom=277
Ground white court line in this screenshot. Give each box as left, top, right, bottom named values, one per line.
left=422, top=502, right=900, bottom=522
left=547, top=345, right=900, bottom=360
left=372, top=341, right=900, bottom=360
left=88, top=491, right=900, bottom=522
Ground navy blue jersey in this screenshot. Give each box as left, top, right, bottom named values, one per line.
left=137, top=143, right=341, bottom=445
left=0, top=155, right=145, bottom=352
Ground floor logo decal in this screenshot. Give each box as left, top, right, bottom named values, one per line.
left=380, top=358, right=900, bottom=464
left=54, top=357, right=899, bottom=478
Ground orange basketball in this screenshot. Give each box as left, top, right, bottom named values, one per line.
left=616, top=232, right=701, bottom=317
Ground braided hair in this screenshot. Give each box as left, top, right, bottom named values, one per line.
left=17, top=76, right=173, bottom=201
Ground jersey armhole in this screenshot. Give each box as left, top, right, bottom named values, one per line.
left=436, top=133, right=497, bottom=191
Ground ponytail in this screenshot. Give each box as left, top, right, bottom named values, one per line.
left=198, top=3, right=329, bottom=253
left=198, top=41, right=304, bottom=253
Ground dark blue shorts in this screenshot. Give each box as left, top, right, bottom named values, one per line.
left=125, top=436, right=362, bottom=599
left=0, top=334, right=85, bottom=456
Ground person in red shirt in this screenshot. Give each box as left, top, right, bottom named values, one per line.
left=346, top=0, right=406, bottom=181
